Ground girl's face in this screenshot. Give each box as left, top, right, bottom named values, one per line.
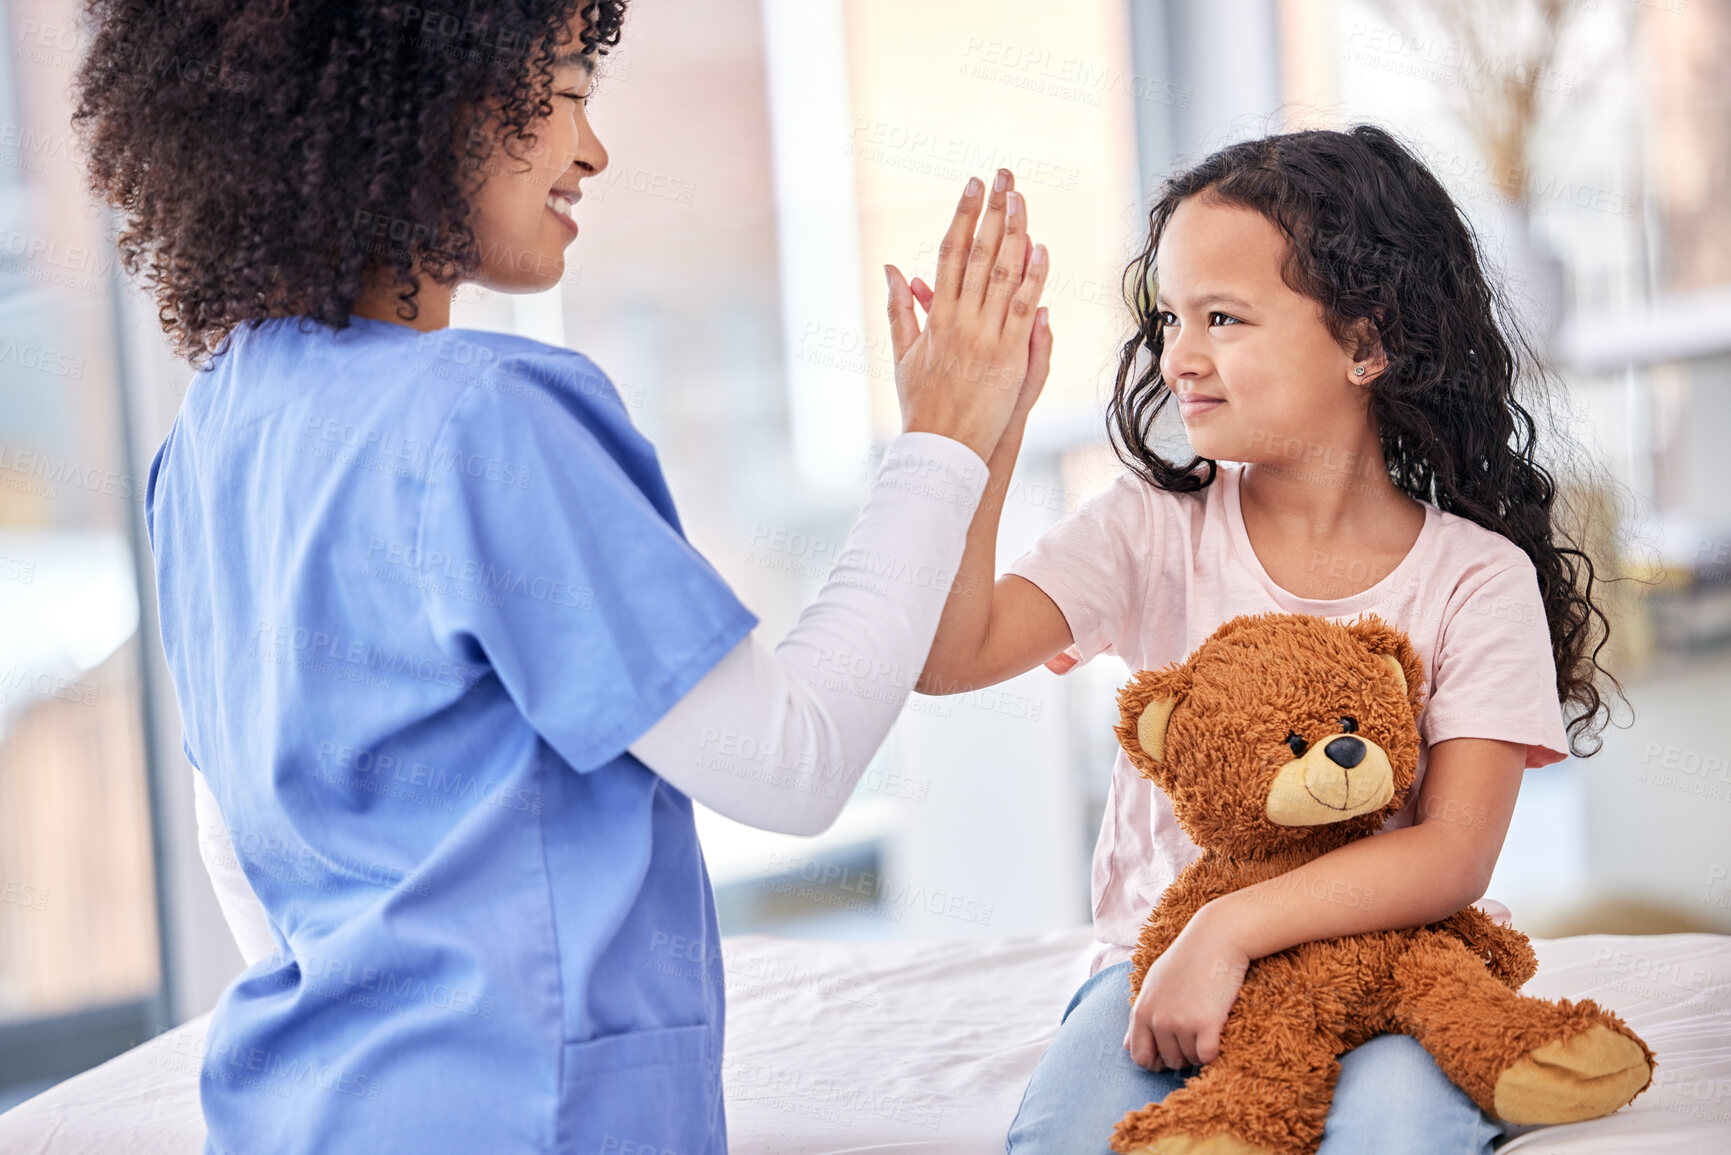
left=1153, top=195, right=1382, bottom=465
left=468, top=33, right=609, bottom=293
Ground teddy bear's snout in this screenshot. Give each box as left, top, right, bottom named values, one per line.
left=1265, top=736, right=1396, bottom=826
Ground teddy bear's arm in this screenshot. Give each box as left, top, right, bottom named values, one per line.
left=1432, top=904, right=1538, bottom=989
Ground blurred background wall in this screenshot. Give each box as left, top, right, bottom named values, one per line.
left=0, top=0, right=1727, bottom=1107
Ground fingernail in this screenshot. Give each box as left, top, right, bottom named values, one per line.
left=1030, top=243, right=1047, bottom=268
left=1037, top=307, right=1049, bottom=329
left=995, top=168, right=1010, bottom=193
left=964, top=177, right=982, bottom=199
left=1006, top=190, right=1022, bottom=219
left=884, top=264, right=895, bottom=291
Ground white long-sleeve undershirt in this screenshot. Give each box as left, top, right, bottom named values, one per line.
left=195, top=431, right=990, bottom=962
left=628, top=431, right=988, bottom=834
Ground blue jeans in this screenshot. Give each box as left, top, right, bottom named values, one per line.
left=1005, top=960, right=1506, bottom=1154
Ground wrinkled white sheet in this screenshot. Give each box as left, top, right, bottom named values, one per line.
left=0, top=927, right=1724, bottom=1154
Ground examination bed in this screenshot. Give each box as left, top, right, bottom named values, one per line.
left=0, top=926, right=1726, bottom=1153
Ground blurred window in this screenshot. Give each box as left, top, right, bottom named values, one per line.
left=0, top=1, right=165, bottom=1105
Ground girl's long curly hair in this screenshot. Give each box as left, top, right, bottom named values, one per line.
left=71, top=0, right=627, bottom=365
left=1111, top=124, right=1622, bottom=757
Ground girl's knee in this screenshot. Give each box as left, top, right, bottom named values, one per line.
left=1343, top=1033, right=1445, bottom=1082
left=1006, top=964, right=1183, bottom=1154
left=1007, top=1060, right=1184, bottom=1155
left=1322, top=1035, right=1500, bottom=1155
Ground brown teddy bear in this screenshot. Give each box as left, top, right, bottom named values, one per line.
left=1107, top=612, right=1654, bottom=1155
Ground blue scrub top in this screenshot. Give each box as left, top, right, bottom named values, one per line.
left=146, top=315, right=758, bottom=1154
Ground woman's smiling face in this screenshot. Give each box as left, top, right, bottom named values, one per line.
left=1154, top=194, right=1380, bottom=464
left=468, top=19, right=610, bottom=294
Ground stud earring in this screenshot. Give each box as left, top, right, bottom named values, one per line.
left=1354, top=365, right=1366, bottom=377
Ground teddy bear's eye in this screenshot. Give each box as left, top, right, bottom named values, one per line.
left=1285, top=731, right=1308, bottom=757
left=1339, top=716, right=1358, bottom=733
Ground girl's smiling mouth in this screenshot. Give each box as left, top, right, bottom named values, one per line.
left=1176, top=393, right=1225, bottom=419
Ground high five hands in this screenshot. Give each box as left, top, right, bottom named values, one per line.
left=885, top=169, right=1053, bottom=464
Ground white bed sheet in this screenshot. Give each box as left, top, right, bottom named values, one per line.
left=0, top=927, right=1725, bottom=1154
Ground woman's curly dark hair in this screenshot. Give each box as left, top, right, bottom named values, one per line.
left=1111, top=124, right=1623, bottom=757
left=71, top=0, right=627, bottom=365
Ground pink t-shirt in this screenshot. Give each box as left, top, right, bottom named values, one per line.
left=1006, top=462, right=1571, bottom=976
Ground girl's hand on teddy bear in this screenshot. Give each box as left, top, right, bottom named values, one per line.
left=1124, top=909, right=1251, bottom=1071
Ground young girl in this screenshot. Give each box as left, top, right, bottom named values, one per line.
left=909, top=126, right=1616, bottom=1154
left=73, top=3, right=1052, bottom=1152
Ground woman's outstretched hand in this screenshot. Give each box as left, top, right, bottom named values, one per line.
left=884, top=168, right=1052, bottom=463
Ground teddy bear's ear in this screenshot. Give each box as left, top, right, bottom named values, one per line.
left=1115, top=664, right=1193, bottom=776
left=1137, top=696, right=1178, bottom=763
left=1344, top=615, right=1425, bottom=717
left=1377, top=653, right=1407, bottom=693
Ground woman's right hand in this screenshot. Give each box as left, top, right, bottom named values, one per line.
left=884, top=169, right=1052, bottom=463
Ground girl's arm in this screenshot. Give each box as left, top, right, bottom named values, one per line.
left=630, top=174, right=1059, bottom=835
left=1123, top=736, right=1526, bottom=1072
left=914, top=407, right=1075, bottom=695
left=629, top=432, right=994, bottom=835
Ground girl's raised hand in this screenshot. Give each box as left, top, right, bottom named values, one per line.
left=884, top=168, right=1052, bottom=463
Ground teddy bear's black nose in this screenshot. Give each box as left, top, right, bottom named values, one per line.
left=1325, top=736, right=1366, bottom=768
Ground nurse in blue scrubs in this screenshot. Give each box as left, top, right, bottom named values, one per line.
left=87, top=3, right=1055, bottom=1153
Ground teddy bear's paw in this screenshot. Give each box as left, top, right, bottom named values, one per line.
left=1116, top=1133, right=1275, bottom=1155
left=1492, top=1023, right=1652, bottom=1124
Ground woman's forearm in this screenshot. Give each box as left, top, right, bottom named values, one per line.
left=916, top=415, right=1027, bottom=693
left=1200, top=822, right=1487, bottom=963
left=629, top=431, right=989, bottom=835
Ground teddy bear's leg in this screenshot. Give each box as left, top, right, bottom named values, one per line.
left=1109, top=956, right=1343, bottom=1155
left=1390, top=933, right=1653, bottom=1125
